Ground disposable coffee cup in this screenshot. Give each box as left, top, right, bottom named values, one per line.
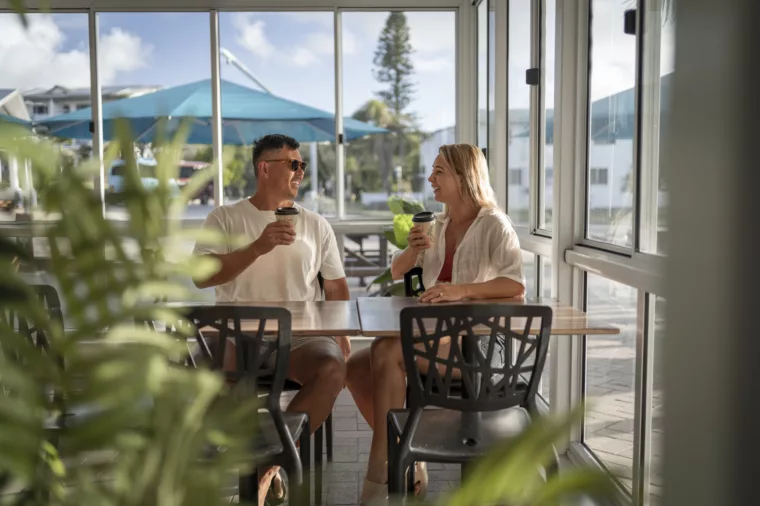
left=275, top=206, right=299, bottom=228
left=412, top=211, right=436, bottom=243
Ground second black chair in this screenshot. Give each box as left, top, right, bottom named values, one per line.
left=387, top=303, right=553, bottom=498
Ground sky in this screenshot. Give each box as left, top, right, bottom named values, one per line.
left=0, top=11, right=456, bottom=132
left=0, top=5, right=675, bottom=130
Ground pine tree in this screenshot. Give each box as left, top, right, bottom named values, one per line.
left=373, top=12, right=415, bottom=123
left=372, top=12, right=416, bottom=193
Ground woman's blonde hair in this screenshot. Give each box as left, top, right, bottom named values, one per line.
left=437, top=143, right=499, bottom=210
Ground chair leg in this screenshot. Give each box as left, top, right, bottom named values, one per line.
left=406, top=461, right=415, bottom=494
left=239, top=467, right=258, bottom=502
left=326, top=412, right=334, bottom=463
left=387, top=417, right=405, bottom=497
left=299, top=424, right=312, bottom=506
left=314, top=425, right=324, bottom=505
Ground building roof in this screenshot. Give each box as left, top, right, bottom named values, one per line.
left=23, top=85, right=162, bottom=100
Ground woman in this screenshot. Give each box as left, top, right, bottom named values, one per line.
left=346, top=144, right=526, bottom=504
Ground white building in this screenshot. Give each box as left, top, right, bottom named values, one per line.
left=22, top=85, right=162, bottom=121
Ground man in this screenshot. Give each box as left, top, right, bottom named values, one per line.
left=193, top=134, right=350, bottom=505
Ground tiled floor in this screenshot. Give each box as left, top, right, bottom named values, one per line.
left=225, top=388, right=461, bottom=505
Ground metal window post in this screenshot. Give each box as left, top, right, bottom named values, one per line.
left=549, top=0, right=589, bottom=445
left=88, top=10, right=104, bottom=217
left=456, top=0, right=478, bottom=144
left=493, top=0, right=508, bottom=210
left=210, top=10, right=224, bottom=208
left=334, top=9, right=345, bottom=220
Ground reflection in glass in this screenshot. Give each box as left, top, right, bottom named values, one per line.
left=586, top=0, right=637, bottom=247
left=584, top=274, right=637, bottom=490
left=653, top=12, right=675, bottom=255
left=650, top=296, right=666, bottom=504
left=507, top=0, right=531, bottom=227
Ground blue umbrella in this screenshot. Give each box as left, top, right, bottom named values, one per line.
left=0, top=114, right=32, bottom=128
left=40, top=79, right=387, bottom=144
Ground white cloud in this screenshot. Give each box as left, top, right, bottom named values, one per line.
left=291, top=47, right=319, bottom=67
left=232, top=13, right=350, bottom=69
left=98, top=28, right=152, bottom=83
left=0, top=14, right=150, bottom=89
left=233, top=14, right=276, bottom=60
left=413, top=56, right=452, bottom=73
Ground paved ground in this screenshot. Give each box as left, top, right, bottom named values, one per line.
left=583, top=283, right=665, bottom=504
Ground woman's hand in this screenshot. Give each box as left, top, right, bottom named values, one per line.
left=407, top=226, right=432, bottom=254
left=419, top=283, right=468, bottom=303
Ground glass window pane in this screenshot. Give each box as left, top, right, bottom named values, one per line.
left=521, top=250, right=537, bottom=298
left=540, top=0, right=556, bottom=231
left=0, top=13, right=90, bottom=218
left=219, top=12, right=335, bottom=215
left=650, top=295, right=666, bottom=504
left=538, top=256, right=552, bottom=401
left=584, top=274, right=638, bottom=491
left=507, top=0, right=531, bottom=227
left=95, top=13, right=209, bottom=221
left=343, top=11, right=454, bottom=217
left=586, top=0, right=636, bottom=247
left=541, top=256, right=552, bottom=299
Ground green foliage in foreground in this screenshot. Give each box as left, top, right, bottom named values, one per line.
left=0, top=119, right=614, bottom=506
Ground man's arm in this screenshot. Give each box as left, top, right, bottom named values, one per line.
left=194, top=244, right=260, bottom=289
left=323, top=277, right=350, bottom=302
left=193, top=221, right=296, bottom=289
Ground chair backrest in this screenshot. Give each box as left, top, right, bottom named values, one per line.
left=404, top=267, right=425, bottom=297
left=400, top=303, right=552, bottom=412
left=181, top=305, right=292, bottom=412
left=2, top=283, right=62, bottom=354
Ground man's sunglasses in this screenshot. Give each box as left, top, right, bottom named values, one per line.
left=264, top=159, right=308, bottom=172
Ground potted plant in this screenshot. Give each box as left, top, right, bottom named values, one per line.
left=368, top=196, right=425, bottom=296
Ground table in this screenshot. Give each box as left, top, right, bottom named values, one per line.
left=163, top=300, right=362, bottom=337
left=356, top=296, right=620, bottom=337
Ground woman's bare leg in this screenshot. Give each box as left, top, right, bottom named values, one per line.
left=346, top=345, right=375, bottom=429
left=365, top=336, right=408, bottom=484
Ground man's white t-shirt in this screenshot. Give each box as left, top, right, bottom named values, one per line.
left=193, top=200, right=345, bottom=302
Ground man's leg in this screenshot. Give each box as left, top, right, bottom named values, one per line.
left=258, top=339, right=346, bottom=506
left=286, top=338, right=347, bottom=430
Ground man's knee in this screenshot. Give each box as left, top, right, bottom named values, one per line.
left=310, top=353, right=346, bottom=394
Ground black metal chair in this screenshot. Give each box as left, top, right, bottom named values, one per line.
left=387, top=303, right=553, bottom=498
left=184, top=305, right=311, bottom=505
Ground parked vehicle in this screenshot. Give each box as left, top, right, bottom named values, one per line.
left=106, top=158, right=180, bottom=203
left=177, top=161, right=213, bottom=205
left=0, top=182, right=22, bottom=212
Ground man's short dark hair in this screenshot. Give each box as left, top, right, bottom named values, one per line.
left=252, top=134, right=300, bottom=178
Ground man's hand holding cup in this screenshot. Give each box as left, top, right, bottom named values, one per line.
left=251, top=220, right=296, bottom=257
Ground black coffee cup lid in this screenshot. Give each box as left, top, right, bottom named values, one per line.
left=412, top=211, right=435, bottom=222
left=275, top=206, right=299, bottom=215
